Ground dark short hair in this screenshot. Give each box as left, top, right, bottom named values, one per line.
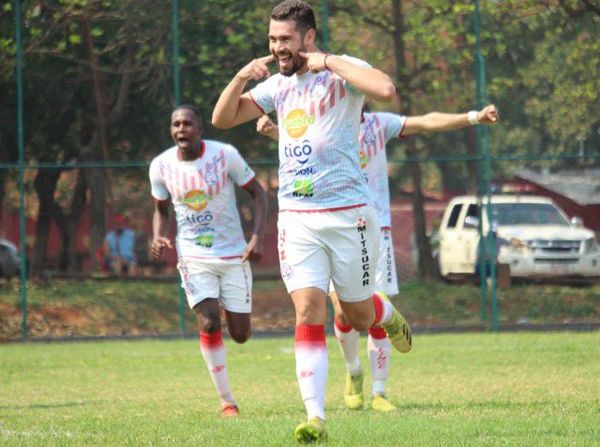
left=172, top=104, right=203, bottom=126
left=270, top=0, right=316, bottom=36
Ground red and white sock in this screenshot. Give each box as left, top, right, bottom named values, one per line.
left=200, top=331, right=235, bottom=406
left=371, top=292, right=394, bottom=326
left=295, top=324, right=328, bottom=421
left=367, top=327, right=391, bottom=396
left=334, top=317, right=361, bottom=375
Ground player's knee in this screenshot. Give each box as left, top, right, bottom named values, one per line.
left=229, top=327, right=251, bottom=344
left=350, top=319, right=371, bottom=332
left=196, top=310, right=221, bottom=334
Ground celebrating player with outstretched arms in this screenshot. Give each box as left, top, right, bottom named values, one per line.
left=212, top=0, right=411, bottom=442
left=258, top=103, right=500, bottom=414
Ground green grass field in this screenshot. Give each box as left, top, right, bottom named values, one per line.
left=1, top=332, right=599, bottom=446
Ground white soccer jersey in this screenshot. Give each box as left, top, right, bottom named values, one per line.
left=250, top=55, right=371, bottom=211
left=359, top=112, right=406, bottom=228
left=149, top=140, right=255, bottom=261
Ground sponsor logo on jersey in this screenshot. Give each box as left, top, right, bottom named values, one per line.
left=284, top=140, right=313, bottom=165
left=181, top=190, right=211, bottom=211
left=292, top=178, right=314, bottom=197
left=195, top=233, right=214, bottom=248
left=295, top=166, right=316, bottom=176
left=185, top=211, right=213, bottom=226
left=359, top=150, right=370, bottom=169
left=282, top=109, right=315, bottom=138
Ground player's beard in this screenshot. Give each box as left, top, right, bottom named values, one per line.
left=276, top=45, right=306, bottom=77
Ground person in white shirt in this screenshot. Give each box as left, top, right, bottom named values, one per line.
left=212, top=0, right=410, bottom=442
left=149, top=104, right=267, bottom=418
left=257, top=104, right=499, bottom=413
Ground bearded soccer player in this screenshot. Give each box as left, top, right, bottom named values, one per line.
left=258, top=104, right=499, bottom=413
left=212, top=0, right=411, bottom=442
left=150, top=105, right=267, bottom=418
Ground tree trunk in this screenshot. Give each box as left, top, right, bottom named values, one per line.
left=391, top=0, right=439, bottom=280
left=32, top=169, right=61, bottom=275
left=82, top=17, right=109, bottom=271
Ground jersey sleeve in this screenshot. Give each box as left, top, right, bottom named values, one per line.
left=149, top=158, right=170, bottom=201
left=226, top=145, right=256, bottom=187
left=249, top=76, right=277, bottom=115
left=377, top=112, right=407, bottom=142
left=338, top=54, right=372, bottom=96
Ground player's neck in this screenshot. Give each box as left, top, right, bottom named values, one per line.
left=178, top=140, right=205, bottom=161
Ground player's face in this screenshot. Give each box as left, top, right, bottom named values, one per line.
left=268, top=19, right=308, bottom=77
left=170, top=109, right=202, bottom=152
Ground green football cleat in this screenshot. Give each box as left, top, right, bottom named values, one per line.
left=344, top=368, right=364, bottom=410
left=294, top=417, right=328, bottom=444
left=377, top=292, right=412, bottom=353
left=372, top=393, right=397, bottom=412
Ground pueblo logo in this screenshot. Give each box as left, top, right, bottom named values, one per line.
left=181, top=190, right=211, bottom=211
left=282, top=109, right=314, bottom=138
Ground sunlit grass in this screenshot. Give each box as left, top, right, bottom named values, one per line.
left=1, top=332, right=598, bottom=446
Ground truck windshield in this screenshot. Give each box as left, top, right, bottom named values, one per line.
left=492, top=203, right=569, bottom=226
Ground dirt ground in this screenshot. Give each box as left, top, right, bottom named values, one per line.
left=0, top=288, right=297, bottom=340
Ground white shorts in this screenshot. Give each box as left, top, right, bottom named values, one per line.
left=177, top=258, right=252, bottom=313
left=278, top=205, right=380, bottom=302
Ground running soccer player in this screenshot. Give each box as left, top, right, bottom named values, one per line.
left=149, top=105, right=267, bottom=418
left=258, top=103, right=499, bottom=413
left=212, top=0, right=411, bottom=442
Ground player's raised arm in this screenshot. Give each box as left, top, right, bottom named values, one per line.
left=212, top=55, right=275, bottom=129
left=402, top=104, right=499, bottom=136
left=300, top=51, right=396, bottom=102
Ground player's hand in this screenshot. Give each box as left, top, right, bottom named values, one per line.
left=242, top=234, right=264, bottom=263
left=478, top=104, right=499, bottom=124
left=256, top=115, right=276, bottom=136
left=236, top=55, right=275, bottom=82
left=151, top=237, right=172, bottom=259
left=298, top=51, right=328, bottom=73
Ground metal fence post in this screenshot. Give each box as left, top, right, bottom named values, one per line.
left=474, top=0, right=498, bottom=331
left=15, top=0, right=28, bottom=339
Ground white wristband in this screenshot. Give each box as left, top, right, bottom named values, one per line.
left=467, top=110, right=480, bottom=126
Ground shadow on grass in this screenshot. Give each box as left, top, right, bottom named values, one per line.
left=0, top=400, right=91, bottom=410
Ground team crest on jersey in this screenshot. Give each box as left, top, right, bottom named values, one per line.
left=204, top=172, right=218, bottom=186
left=282, top=109, right=315, bottom=138
left=181, top=189, right=211, bottom=211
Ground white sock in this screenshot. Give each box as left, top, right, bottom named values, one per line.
left=295, top=324, right=328, bottom=421
left=367, top=327, right=392, bottom=396
left=200, top=331, right=235, bottom=406
left=334, top=317, right=361, bottom=375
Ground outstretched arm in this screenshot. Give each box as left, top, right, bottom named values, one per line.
left=256, top=114, right=279, bottom=141
left=241, top=179, right=268, bottom=263
left=212, top=55, right=275, bottom=129
left=300, top=51, right=396, bottom=102
left=402, top=104, right=499, bottom=136
left=151, top=199, right=172, bottom=259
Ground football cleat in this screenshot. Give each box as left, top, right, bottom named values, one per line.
left=294, top=417, right=328, bottom=443
left=220, top=403, right=239, bottom=418
left=344, top=368, right=364, bottom=410
left=372, top=393, right=397, bottom=412
left=377, top=292, right=412, bottom=353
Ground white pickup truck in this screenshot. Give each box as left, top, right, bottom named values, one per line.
left=438, top=195, right=600, bottom=280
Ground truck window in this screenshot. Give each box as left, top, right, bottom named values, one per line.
left=446, top=204, right=462, bottom=228
left=465, top=204, right=479, bottom=221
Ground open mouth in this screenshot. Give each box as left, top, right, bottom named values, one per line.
left=177, top=136, right=189, bottom=145
left=277, top=52, right=292, bottom=66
